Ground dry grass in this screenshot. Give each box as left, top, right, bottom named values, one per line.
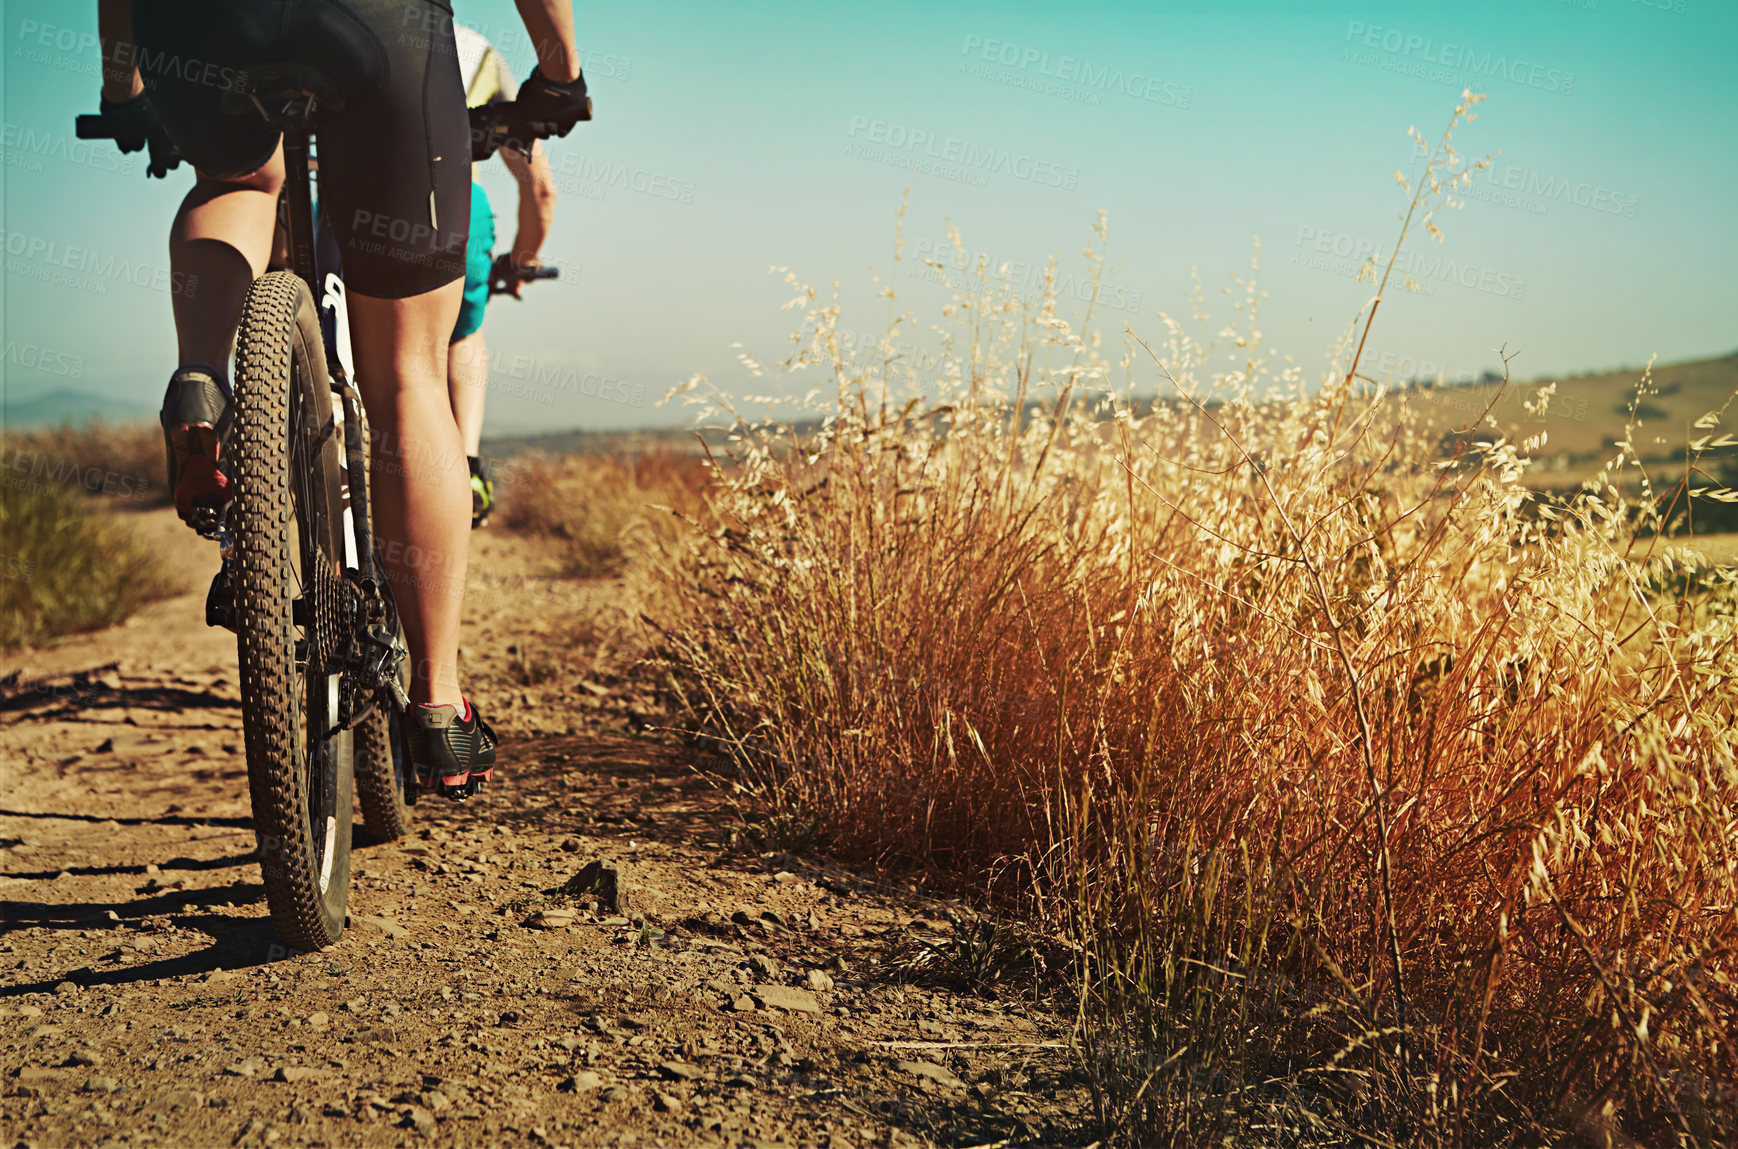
left=495, top=449, right=710, bottom=580
left=0, top=477, right=178, bottom=650
left=653, top=96, right=1738, bottom=1146
left=0, top=421, right=176, bottom=649
left=0, top=421, right=168, bottom=507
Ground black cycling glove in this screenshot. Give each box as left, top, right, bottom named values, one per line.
left=511, top=66, right=592, bottom=137
left=99, top=93, right=161, bottom=154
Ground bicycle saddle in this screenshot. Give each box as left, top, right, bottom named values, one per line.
left=222, top=63, right=348, bottom=119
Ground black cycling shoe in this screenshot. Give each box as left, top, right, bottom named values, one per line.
left=469, top=455, right=495, bottom=529
left=160, top=363, right=233, bottom=536
left=405, top=699, right=498, bottom=801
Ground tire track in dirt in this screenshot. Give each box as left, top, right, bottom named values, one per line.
left=1, top=510, right=1089, bottom=1148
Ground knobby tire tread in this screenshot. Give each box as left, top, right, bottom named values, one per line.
left=232, top=270, right=351, bottom=951
left=354, top=637, right=410, bottom=843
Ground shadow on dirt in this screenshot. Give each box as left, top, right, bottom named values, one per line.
left=0, top=679, right=239, bottom=720
left=0, top=808, right=253, bottom=830
left=0, top=883, right=283, bottom=996
left=2, top=852, right=254, bottom=881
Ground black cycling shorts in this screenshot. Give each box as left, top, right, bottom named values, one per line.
left=131, top=0, right=469, bottom=299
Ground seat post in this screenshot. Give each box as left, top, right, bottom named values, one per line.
left=281, top=123, right=318, bottom=297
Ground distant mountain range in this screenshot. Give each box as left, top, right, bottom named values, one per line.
left=4, top=387, right=155, bottom=430
left=10, top=350, right=1734, bottom=468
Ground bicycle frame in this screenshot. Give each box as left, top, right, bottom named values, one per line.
left=274, top=108, right=407, bottom=725
left=280, top=123, right=374, bottom=579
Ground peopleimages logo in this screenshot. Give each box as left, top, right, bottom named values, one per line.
left=1343, top=21, right=1575, bottom=96
left=1, top=339, right=86, bottom=378
left=1477, top=163, right=1638, bottom=218
left=0, top=229, right=200, bottom=297
left=1293, top=225, right=1526, bottom=300
left=2, top=124, right=136, bottom=176
left=845, top=117, right=1080, bottom=190
left=957, top=34, right=1193, bottom=108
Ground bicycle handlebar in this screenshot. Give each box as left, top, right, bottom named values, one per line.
left=468, top=96, right=592, bottom=163
left=76, top=113, right=183, bottom=178
left=488, top=254, right=559, bottom=296
left=79, top=91, right=592, bottom=178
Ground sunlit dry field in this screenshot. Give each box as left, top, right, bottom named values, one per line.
left=6, top=95, right=1735, bottom=1148
left=646, top=97, right=1738, bottom=1146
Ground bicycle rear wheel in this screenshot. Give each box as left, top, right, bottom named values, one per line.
left=355, top=608, right=413, bottom=843
left=231, top=270, right=353, bottom=950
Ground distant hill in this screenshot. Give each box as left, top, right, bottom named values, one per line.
left=1406, top=350, right=1738, bottom=483
left=482, top=424, right=727, bottom=459
left=3, top=388, right=155, bottom=430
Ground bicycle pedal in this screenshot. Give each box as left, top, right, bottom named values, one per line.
left=205, top=568, right=237, bottom=632
left=169, top=423, right=232, bottom=534
left=438, top=778, right=481, bottom=801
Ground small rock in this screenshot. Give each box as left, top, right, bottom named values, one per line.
left=751, top=985, right=821, bottom=1014
left=749, top=954, right=782, bottom=980
left=53, top=981, right=79, bottom=996
left=16, top=1005, right=43, bottom=1018
left=67, top=1049, right=102, bottom=1067
left=275, top=1067, right=327, bottom=1083
left=562, top=858, right=630, bottom=916
left=657, top=1061, right=703, bottom=1082
left=652, top=1089, right=684, bottom=1113
left=527, top=908, right=576, bottom=930
left=400, top=1105, right=436, bottom=1132
left=420, top=1089, right=450, bottom=1112
left=559, top=838, right=582, bottom=852
left=772, top=870, right=796, bottom=883
left=16, top=1066, right=60, bottom=1083
left=350, top=914, right=408, bottom=940
left=726, top=995, right=755, bottom=1013
left=306, top=1011, right=329, bottom=1027
left=222, top=1058, right=264, bottom=1078
left=341, top=998, right=365, bottom=1013
left=896, top=1059, right=964, bottom=1089
left=725, top=1074, right=756, bottom=1089
left=83, top=1075, right=122, bottom=1093
left=94, top=738, right=115, bottom=753
left=806, top=969, right=835, bottom=992
left=558, top=1072, right=603, bottom=1092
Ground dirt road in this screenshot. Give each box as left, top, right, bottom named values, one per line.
left=0, top=509, right=1087, bottom=1148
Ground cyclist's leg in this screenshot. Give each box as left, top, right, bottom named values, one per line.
left=449, top=182, right=497, bottom=457
left=311, top=0, right=474, bottom=710
left=347, top=286, right=469, bottom=707
left=449, top=332, right=489, bottom=455
left=131, top=1, right=285, bottom=524
left=169, top=148, right=286, bottom=367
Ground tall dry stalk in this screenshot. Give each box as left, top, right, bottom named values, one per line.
left=653, top=97, right=1738, bottom=1147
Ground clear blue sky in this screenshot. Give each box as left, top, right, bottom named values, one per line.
left=3, top=0, right=1734, bottom=431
